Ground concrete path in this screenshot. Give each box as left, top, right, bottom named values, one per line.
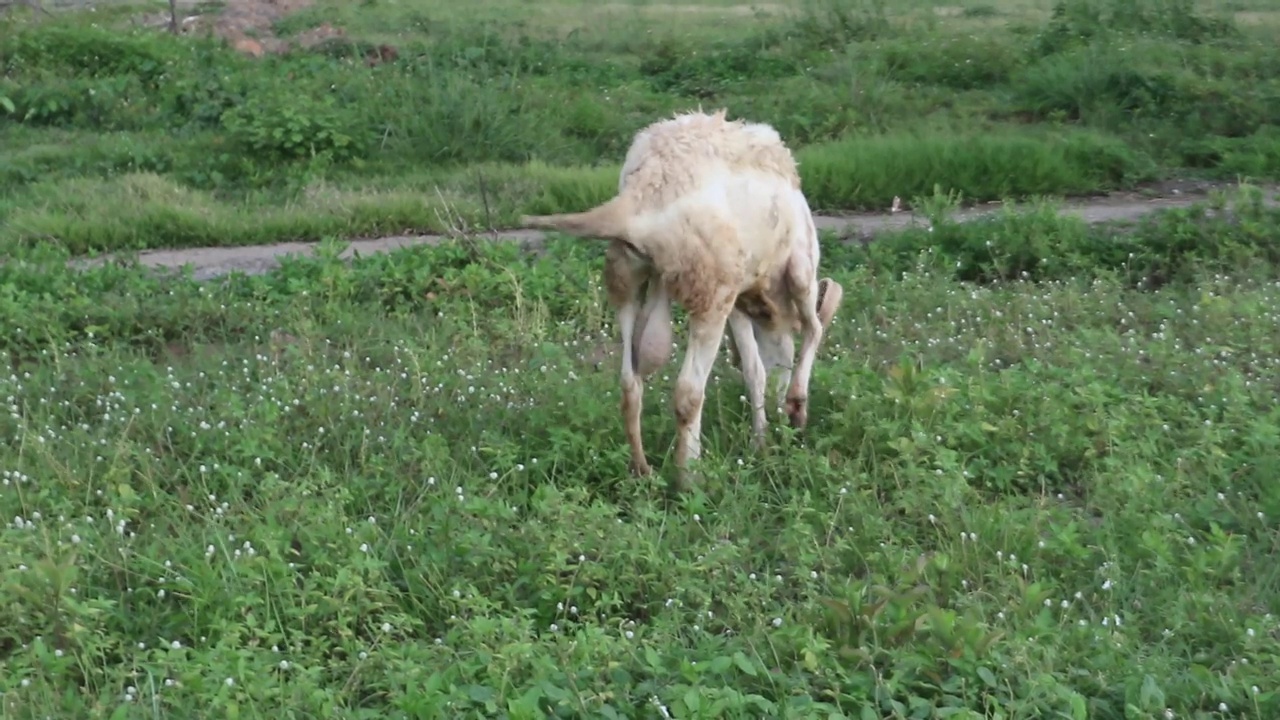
left=70, top=181, right=1280, bottom=282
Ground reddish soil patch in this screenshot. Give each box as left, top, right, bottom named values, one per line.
left=138, top=0, right=349, bottom=57
left=214, top=0, right=346, bottom=56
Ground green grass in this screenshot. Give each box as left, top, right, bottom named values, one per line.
left=3, top=190, right=1280, bottom=717
left=2, top=0, right=1280, bottom=253
left=4, top=0, right=1280, bottom=714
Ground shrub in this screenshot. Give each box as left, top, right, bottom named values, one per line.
left=638, top=36, right=801, bottom=98
left=220, top=92, right=366, bottom=165
left=785, top=0, right=893, bottom=50
left=1010, top=42, right=1188, bottom=123
left=880, top=35, right=1024, bottom=90
left=1030, top=0, right=1237, bottom=57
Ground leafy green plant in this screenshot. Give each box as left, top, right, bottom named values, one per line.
left=220, top=92, right=365, bottom=164
left=1031, top=0, right=1237, bottom=57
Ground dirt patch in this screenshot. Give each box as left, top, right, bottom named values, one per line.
left=135, top=0, right=346, bottom=57
left=1234, top=10, right=1280, bottom=26
left=592, top=2, right=790, bottom=16
left=68, top=182, right=1280, bottom=283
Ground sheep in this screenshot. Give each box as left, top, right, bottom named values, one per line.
left=520, top=108, right=844, bottom=489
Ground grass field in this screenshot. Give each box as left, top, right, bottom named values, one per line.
left=5, top=0, right=1280, bottom=718
left=3, top=185, right=1280, bottom=717
left=2, top=0, right=1280, bottom=254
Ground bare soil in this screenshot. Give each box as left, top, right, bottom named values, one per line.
left=70, top=181, right=1280, bottom=282
left=133, top=0, right=344, bottom=57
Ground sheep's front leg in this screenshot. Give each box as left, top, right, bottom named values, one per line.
left=783, top=271, right=844, bottom=430
left=725, top=327, right=743, bottom=371
left=727, top=309, right=768, bottom=450
left=755, top=325, right=795, bottom=411
left=673, top=306, right=731, bottom=491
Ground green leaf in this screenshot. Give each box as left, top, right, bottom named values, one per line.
left=683, top=687, right=703, bottom=713
left=732, top=651, right=759, bottom=677
left=0, top=96, right=14, bottom=114
left=465, top=684, right=496, bottom=703
left=1139, top=675, right=1164, bottom=710
left=1069, top=693, right=1087, bottom=720
left=977, top=666, right=997, bottom=688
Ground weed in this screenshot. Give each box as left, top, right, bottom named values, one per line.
left=3, top=198, right=1280, bottom=716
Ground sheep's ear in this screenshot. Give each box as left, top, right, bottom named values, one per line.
left=816, top=278, right=844, bottom=329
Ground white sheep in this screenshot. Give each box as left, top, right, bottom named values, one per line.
left=520, top=108, right=844, bottom=489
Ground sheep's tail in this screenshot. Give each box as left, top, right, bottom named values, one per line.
left=519, top=195, right=636, bottom=243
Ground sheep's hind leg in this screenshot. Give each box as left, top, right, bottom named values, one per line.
left=672, top=303, right=733, bottom=491
left=727, top=309, right=768, bottom=451
left=616, top=299, right=651, bottom=476
left=607, top=246, right=654, bottom=477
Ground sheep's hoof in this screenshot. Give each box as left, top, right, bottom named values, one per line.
left=785, top=397, right=809, bottom=429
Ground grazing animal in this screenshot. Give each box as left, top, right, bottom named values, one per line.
left=520, top=109, right=844, bottom=489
